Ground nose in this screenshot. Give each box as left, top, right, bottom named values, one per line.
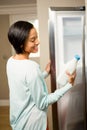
left=35, top=38, right=40, bottom=45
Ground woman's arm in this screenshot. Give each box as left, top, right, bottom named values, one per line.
left=27, top=66, right=76, bottom=110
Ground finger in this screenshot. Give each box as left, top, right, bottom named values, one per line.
left=66, top=70, right=76, bottom=77
left=72, top=70, right=76, bottom=75
left=65, top=70, right=71, bottom=76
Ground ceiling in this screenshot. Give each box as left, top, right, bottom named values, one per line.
left=0, top=0, right=36, bottom=5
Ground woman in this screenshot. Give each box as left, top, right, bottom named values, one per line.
left=6, top=21, right=76, bottom=130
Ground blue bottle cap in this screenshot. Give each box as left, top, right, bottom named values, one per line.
left=74, top=54, right=80, bottom=61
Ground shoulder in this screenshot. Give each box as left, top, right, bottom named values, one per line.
left=26, top=60, right=39, bottom=70
left=25, top=60, right=41, bottom=75
left=6, top=57, right=40, bottom=73
left=26, top=60, right=42, bottom=83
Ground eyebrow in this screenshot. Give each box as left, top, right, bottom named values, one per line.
left=29, top=35, right=38, bottom=40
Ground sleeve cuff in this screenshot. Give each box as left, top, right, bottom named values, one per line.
left=42, top=71, right=49, bottom=78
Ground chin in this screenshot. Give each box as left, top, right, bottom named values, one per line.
left=33, top=50, right=38, bottom=53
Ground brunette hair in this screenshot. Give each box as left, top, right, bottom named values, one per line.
left=8, top=21, right=34, bottom=54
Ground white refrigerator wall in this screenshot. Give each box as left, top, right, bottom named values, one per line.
left=54, top=11, right=85, bottom=87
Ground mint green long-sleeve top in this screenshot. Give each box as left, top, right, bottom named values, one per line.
left=6, top=57, right=72, bottom=130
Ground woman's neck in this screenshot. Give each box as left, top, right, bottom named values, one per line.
left=13, top=53, right=29, bottom=60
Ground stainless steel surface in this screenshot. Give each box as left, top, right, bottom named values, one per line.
left=49, top=7, right=86, bottom=130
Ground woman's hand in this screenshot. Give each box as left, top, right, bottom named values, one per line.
left=66, top=70, right=76, bottom=85
left=45, top=61, right=51, bottom=74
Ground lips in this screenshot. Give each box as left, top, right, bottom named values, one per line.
left=33, top=46, right=38, bottom=52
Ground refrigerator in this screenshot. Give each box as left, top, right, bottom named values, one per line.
left=49, top=6, right=87, bottom=130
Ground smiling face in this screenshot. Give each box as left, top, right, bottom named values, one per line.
left=24, top=27, right=39, bottom=56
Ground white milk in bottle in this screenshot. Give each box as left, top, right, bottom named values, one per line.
left=57, top=55, right=80, bottom=86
